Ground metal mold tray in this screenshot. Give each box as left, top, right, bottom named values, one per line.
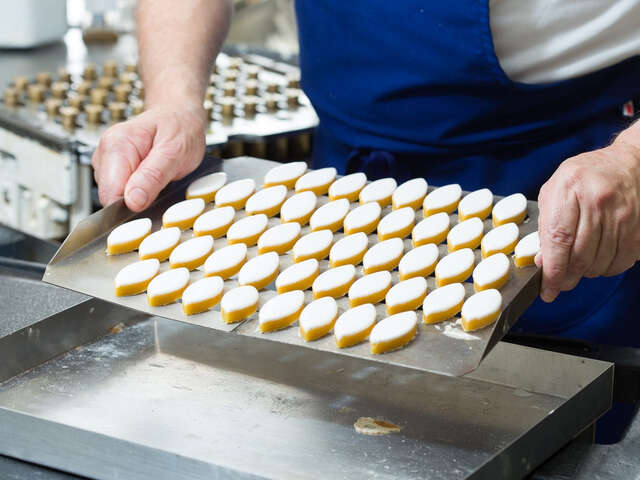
left=44, top=157, right=541, bottom=377
left=0, top=306, right=613, bottom=480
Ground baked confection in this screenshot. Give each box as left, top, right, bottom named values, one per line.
left=186, top=172, right=227, bottom=203
left=169, top=235, right=214, bottom=270
left=138, top=226, right=181, bottom=261
left=258, top=290, right=305, bottom=332
left=107, top=218, right=152, bottom=255
left=295, top=167, right=337, bottom=195
left=245, top=185, right=288, bottom=217
left=238, top=251, right=280, bottom=290
left=114, top=258, right=160, bottom=296
left=147, top=267, right=190, bottom=306
left=412, top=212, right=450, bottom=247
left=203, top=243, right=247, bottom=279
left=481, top=222, right=519, bottom=258
left=280, top=190, right=317, bottom=225
left=422, top=283, right=466, bottom=324
left=214, top=178, right=256, bottom=209
left=492, top=193, right=527, bottom=226
left=181, top=276, right=224, bottom=315
left=263, top=161, right=307, bottom=189
left=447, top=217, right=484, bottom=252
left=362, top=237, right=404, bottom=274
left=435, top=248, right=475, bottom=287
left=370, top=311, right=418, bottom=354
left=226, top=213, right=269, bottom=246
left=299, top=296, right=339, bottom=341
left=257, top=222, right=301, bottom=255
left=514, top=231, right=540, bottom=267
left=312, top=264, right=356, bottom=299
left=292, top=229, right=333, bottom=262
left=377, top=207, right=415, bottom=241
left=385, top=277, right=427, bottom=315
left=221, top=285, right=259, bottom=323
left=392, top=178, right=428, bottom=210
left=423, top=184, right=462, bottom=216
left=343, top=201, right=381, bottom=235
left=461, top=289, right=502, bottom=331
left=348, top=270, right=392, bottom=307
left=398, top=243, right=439, bottom=280
left=334, top=303, right=376, bottom=348
left=329, top=172, right=367, bottom=202
left=458, top=188, right=493, bottom=221
left=309, top=198, right=350, bottom=232
left=473, top=252, right=510, bottom=291
left=276, top=258, right=319, bottom=293
left=359, top=178, right=397, bottom=208
left=329, top=232, right=369, bottom=267
left=193, top=206, right=235, bottom=238
left=163, top=198, right=205, bottom=230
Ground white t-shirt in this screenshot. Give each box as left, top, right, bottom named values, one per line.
left=490, top=0, right=640, bottom=84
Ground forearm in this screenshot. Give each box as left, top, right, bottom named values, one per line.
left=137, top=0, right=232, bottom=110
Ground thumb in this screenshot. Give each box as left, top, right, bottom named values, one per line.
left=124, top=145, right=180, bottom=211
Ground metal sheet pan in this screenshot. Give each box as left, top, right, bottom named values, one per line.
left=44, top=157, right=541, bottom=376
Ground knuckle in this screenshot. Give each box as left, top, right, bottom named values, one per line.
left=547, top=226, right=575, bottom=249
left=139, top=164, right=167, bottom=189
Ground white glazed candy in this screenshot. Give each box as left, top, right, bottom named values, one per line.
left=514, top=231, right=540, bottom=267
left=295, top=167, right=337, bottom=194
left=398, top=243, right=439, bottom=280
left=263, top=161, right=307, bottom=188
left=348, top=271, right=392, bottom=307
left=238, top=251, right=280, bottom=290
left=334, top=303, right=377, bottom=347
left=422, top=283, right=466, bottom=324
left=204, top=243, right=247, bottom=279
left=181, top=276, right=224, bottom=314
left=147, top=267, right=190, bottom=305
left=392, top=178, right=428, bottom=210
left=258, top=290, right=306, bottom=332
left=186, top=172, right=227, bottom=202
left=226, top=213, right=269, bottom=245
left=447, top=217, right=484, bottom=251
left=162, top=198, right=205, bottom=229
left=458, top=188, right=493, bottom=221
left=107, top=218, right=152, bottom=255
left=312, top=264, right=356, bottom=299
left=293, top=229, right=334, bottom=262
left=257, top=222, right=301, bottom=255
left=329, top=172, right=367, bottom=201
left=299, top=296, right=339, bottom=341
left=329, top=232, right=369, bottom=267
left=369, top=311, right=418, bottom=354
left=280, top=190, right=317, bottom=225
left=193, top=206, right=235, bottom=237
left=359, top=178, right=397, bottom=207
left=245, top=185, right=288, bottom=217
left=310, top=198, right=350, bottom=232
left=221, top=285, right=259, bottom=323
left=423, top=184, right=462, bottom=215
left=435, top=248, right=475, bottom=286
left=481, top=222, right=519, bottom=258
left=473, top=252, right=510, bottom=291
left=492, top=193, right=527, bottom=226
left=362, top=237, right=404, bottom=274
left=114, top=258, right=160, bottom=296
left=412, top=211, right=450, bottom=246
left=377, top=207, right=415, bottom=240
left=214, top=178, right=256, bottom=208
left=138, top=226, right=181, bottom=261
left=169, top=235, right=214, bottom=270
left=343, top=201, right=382, bottom=235
left=385, top=277, right=427, bottom=314
left=276, top=258, right=319, bottom=293
left=461, top=289, right=502, bottom=332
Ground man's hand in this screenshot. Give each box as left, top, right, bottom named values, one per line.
left=535, top=135, right=640, bottom=302
left=91, top=104, right=206, bottom=211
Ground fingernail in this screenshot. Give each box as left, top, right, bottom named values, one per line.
left=534, top=252, right=542, bottom=267
left=126, top=188, right=148, bottom=210
left=541, top=288, right=557, bottom=303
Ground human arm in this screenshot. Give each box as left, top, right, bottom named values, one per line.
left=91, top=0, right=232, bottom=211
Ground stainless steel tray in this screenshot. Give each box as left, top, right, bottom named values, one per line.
left=0, top=304, right=613, bottom=480
left=44, top=157, right=541, bottom=376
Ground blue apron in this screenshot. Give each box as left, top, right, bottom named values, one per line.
left=295, top=0, right=640, bottom=348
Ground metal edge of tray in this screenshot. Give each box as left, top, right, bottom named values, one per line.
left=43, top=157, right=541, bottom=377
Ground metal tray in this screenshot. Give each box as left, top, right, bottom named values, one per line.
left=0, top=302, right=613, bottom=480
left=44, top=157, right=541, bottom=376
